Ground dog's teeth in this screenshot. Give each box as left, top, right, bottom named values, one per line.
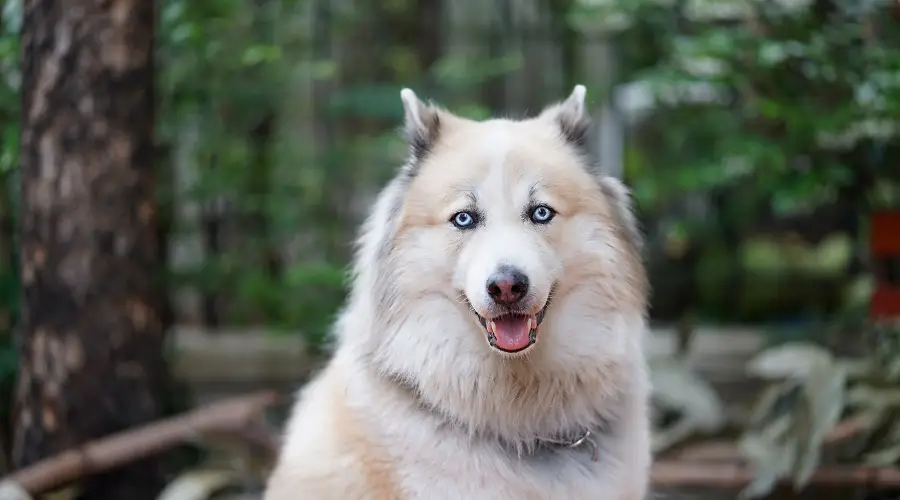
left=489, top=321, right=496, bottom=333
left=526, top=317, right=533, bottom=331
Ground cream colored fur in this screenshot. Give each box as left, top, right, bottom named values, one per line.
left=263, top=85, right=652, bottom=500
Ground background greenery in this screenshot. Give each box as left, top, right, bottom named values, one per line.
left=583, top=0, right=899, bottom=330
left=0, top=0, right=899, bottom=496
left=1, top=0, right=893, bottom=348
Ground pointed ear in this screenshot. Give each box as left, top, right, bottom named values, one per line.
left=539, top=84, right=591, bottom=152
left=400, top=88, right=442, bottom=163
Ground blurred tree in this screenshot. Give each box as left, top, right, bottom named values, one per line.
left=575, top=0, right=900, bottom=324
left=12, top=1, right=170, bottom=498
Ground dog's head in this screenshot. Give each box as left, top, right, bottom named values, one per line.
left=363, top=85, right=646, bottom=355
left=345, top=85, right=647, bottom=402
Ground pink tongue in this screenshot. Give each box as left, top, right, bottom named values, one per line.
left=492, top=316, right=531, bottom=351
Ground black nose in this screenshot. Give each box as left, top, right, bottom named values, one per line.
left=486, top=266, right=529, bottom=306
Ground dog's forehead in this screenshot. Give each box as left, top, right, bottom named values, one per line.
left=400, top=117, right=610, bottom=226
left=424, top=119, right=590, bottom=191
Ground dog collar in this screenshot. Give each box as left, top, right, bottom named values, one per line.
left=530, top=429, right=601, bottom=461
left=384, top=369, right=607, bottom=463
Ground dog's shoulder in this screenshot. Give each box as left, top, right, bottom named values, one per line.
left=265, top=359, right=404, bottom=500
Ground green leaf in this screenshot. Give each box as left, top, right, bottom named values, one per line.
left=309, top=60, right=337, bottom=80
left=241, top=45, right=282, bottom=66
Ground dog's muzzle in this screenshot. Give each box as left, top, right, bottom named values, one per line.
left=468, top=301, right=550, bottom=354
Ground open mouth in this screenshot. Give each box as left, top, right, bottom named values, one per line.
left=471, top=305, right=550, bottom=354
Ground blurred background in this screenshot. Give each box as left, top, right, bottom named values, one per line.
left=1, top=0, right=900, bottom=499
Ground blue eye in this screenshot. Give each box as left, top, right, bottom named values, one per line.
left=529, top=205, right=556, bottom=224
left=451, top=211, right=478, bottom=229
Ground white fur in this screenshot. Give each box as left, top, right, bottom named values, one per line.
left=400, top=88, right=426, bottom=132
left=264, top=86, right=652, bottom=500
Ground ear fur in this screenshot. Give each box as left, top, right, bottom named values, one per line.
left=598, top=176, right=644, bottom=253
left=539, top=84, right=591, bottom=152
left=400, top=88, right=442, bottom=164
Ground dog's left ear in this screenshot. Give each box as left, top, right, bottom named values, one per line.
left=400, top=88, right=442, bottom=164
left=539, top=84, right=591, bottom=152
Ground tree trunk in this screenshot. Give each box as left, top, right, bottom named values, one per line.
left=14, top=1, right=169, bottom=499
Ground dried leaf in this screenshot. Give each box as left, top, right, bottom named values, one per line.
left=846, top=385, right=900, bottom=409
left=746, top=342, right=834, bottom=380
left=792, top=357, right=846, bottom=488
left=41, top=488, right=80, bottom=500
left=746, top=380, right=803, bottom=429
left=650, top=359, right=726, bottom=432
left=888, top=356, right=900, bottom=382
left=649, top=359, right=727, bottom=453
left=864, top=441, right=900, bottom=466
left=739, top=356, right=846, bottom=498
left=863, top=420, right=900, bottom=466
left=837, top=358, right=873, bottom=380
left=0, top=480, right=32, bottom=500
left=738, top=419, right=797, bottom=499
left=156, top=469, right=239, bottom=500
left=652, top=419, right=703, bottom=454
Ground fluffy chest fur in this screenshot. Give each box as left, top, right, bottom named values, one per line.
left=351, top=362, right=645, bottom=500
left=270, top=349, right=649, bottom=500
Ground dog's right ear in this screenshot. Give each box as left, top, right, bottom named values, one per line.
left=538, top=84, right=591, bottom=153
left=400, top=88, right=442, bottom=164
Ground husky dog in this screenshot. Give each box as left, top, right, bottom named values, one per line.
left=263, top=85, right=651, bottom=500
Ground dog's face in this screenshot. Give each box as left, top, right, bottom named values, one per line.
left=374, top=86, right=647, bottom=362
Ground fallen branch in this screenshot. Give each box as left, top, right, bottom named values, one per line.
left=670, top=413, right=873, bottom=462
left=1, top=391, right=283, bottom=496
left=652, top=460, right=900, bottom=489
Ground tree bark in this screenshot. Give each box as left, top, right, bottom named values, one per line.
left=14, top=1, right=169, bottom=499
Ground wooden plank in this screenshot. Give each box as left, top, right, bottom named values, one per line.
left=171, top=326, right=318, bottom=384
left=171, top=325, right=764, bottom=385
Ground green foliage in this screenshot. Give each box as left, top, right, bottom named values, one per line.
left=575, top=0, right=900, bottom=325
left=155, top=0, right=522, bottom=345
left=579, top=0, right=899, bottom=215
left=157, top=0, right=355, bottom=343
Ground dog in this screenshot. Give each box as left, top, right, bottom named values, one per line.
left=263, top=85, right=651, bottom=500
